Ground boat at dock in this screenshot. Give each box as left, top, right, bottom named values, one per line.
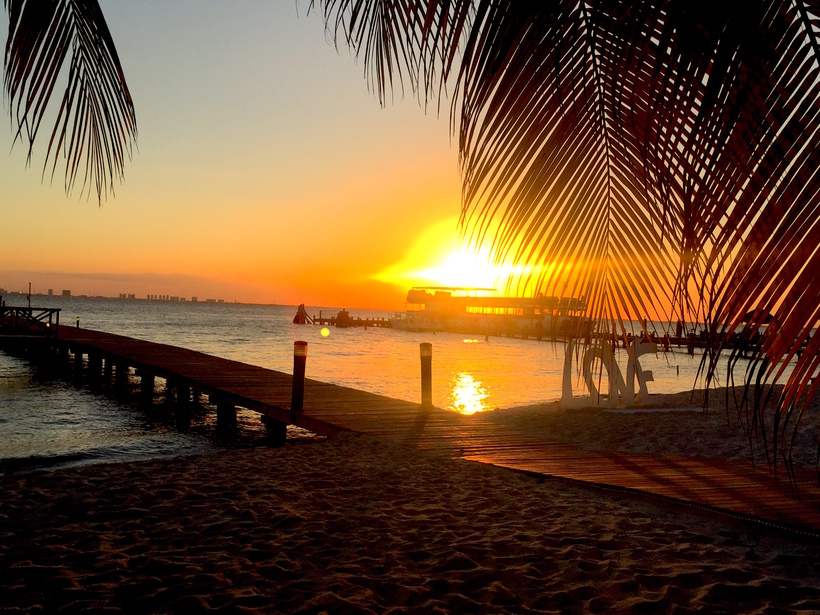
left=334, top=309, right=353, bottom=328
left=389, top=287, right=588, bottom=338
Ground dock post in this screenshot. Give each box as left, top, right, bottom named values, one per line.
left=291, top=341, right=308, bottom=412
left=177, top=384, right=190, bottom=408
left=58, top=344, right=69, bottom=368
left=165, top=379, right=176, bottom=405
left=176, top=383, right=191, bottom=427
left=265, top=413, right=287, bottom=447
left=88, top=353, right=102, bottom=388
left=45, top=341, right=61, bottom=375
left=420, top=343, right=433, bottom=407
left=216, top=396, right=237, bottom=438
left=73, top=348, right=84, bottom=380
left=139, top=373, right=155, bottom=405
left=114, top=363, right=129, bottom=396
left=103, top=358, right=114, bottom=387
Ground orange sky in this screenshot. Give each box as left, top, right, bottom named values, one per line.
left=0, top=1, right=492, bottom=309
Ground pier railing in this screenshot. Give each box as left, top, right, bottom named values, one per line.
left=0, top=306, right=60, bottom=337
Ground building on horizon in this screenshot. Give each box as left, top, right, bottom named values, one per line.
left=48, top=289, right=53, bottom=296
left=61, top=290, right=71, bottom=297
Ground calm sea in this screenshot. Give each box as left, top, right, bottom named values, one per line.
left=0, top=294, right=743, bottom=472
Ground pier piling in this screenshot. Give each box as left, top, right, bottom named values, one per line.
left=265, top=417, right=287, bottom=447
left=175, top=383, right=191, bottom=428
left=216, top=397, right=237, bottom=438
left=139, top=373, right=155, bottom=405
left=73, top=349, right=84, bottom=381
left=88, top=353, right=102, bottom=388
left=165, top=379, right=176, bottom=405
left=177, top=384, right=191, bottom=408
left=103, top=359, right=113, bottom=387
left=420, top=343, right=432, bottom=407
left=291, top=341, right=307, bottom=412
left=114, top=363, right=128, bottom=395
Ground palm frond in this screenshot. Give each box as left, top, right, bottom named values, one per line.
left=3, top=0, right=136, bottom=201
left=320, top=0, right=820, bottom=473
left=694, top=1, right=820, bottom=473
left=313, top=0, right=472, bottom=104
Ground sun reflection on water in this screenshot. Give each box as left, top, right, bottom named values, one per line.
left=448, top=372, right=490, bottom=415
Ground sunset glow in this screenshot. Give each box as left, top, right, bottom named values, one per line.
left=0, top=4, right=462, bottom=310
left=374, top=216, right=554, bottom=294
left=411, top=250, right=500, bottom=289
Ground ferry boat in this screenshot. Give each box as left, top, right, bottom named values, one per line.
left=390, top=287, right=588, bottom=337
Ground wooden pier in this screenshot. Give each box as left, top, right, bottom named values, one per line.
left=311, top=311, right=391, bottom=328
left=0, top=306, right=60, bottom=336
left=2, top=321, right=820, bottom=538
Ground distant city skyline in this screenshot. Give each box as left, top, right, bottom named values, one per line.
left=1, top=285, right=251, bottom=307
left=0, top=269, right=272, bottom=306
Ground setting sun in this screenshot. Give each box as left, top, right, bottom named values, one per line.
left=412, top=249, right=499, bottom=288
left=374, top=216, right=555, bottom=295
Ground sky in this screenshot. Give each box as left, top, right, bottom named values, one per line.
left=0, top=1, right=498, bottom=309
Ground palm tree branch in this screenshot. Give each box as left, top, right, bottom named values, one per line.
left=3, top=0, right=136, bottom=201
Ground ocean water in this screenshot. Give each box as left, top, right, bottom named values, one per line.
left=0, top=294, right=752, bottom=472
left=0, top=352, right=213, bottom=472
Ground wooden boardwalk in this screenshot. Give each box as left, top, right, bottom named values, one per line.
left=15, top=326, right=820, bottom=536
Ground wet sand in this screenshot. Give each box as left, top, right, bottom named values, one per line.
left=2, top=427, right=820, bottom=613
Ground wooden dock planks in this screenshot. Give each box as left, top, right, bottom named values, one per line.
left=55, top=326, right=820, bottom=534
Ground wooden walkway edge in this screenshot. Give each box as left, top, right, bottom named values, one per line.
left=5, top=325, right=820, bottom=537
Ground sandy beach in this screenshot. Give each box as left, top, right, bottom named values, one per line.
left=490, top=387, right=820, bottom=470
left=2, top=416, right=820, bottom=613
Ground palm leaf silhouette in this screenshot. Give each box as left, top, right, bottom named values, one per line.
left=318, top=0, right=820, bottom=473
left=3, top=0, right=136, bottom=200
